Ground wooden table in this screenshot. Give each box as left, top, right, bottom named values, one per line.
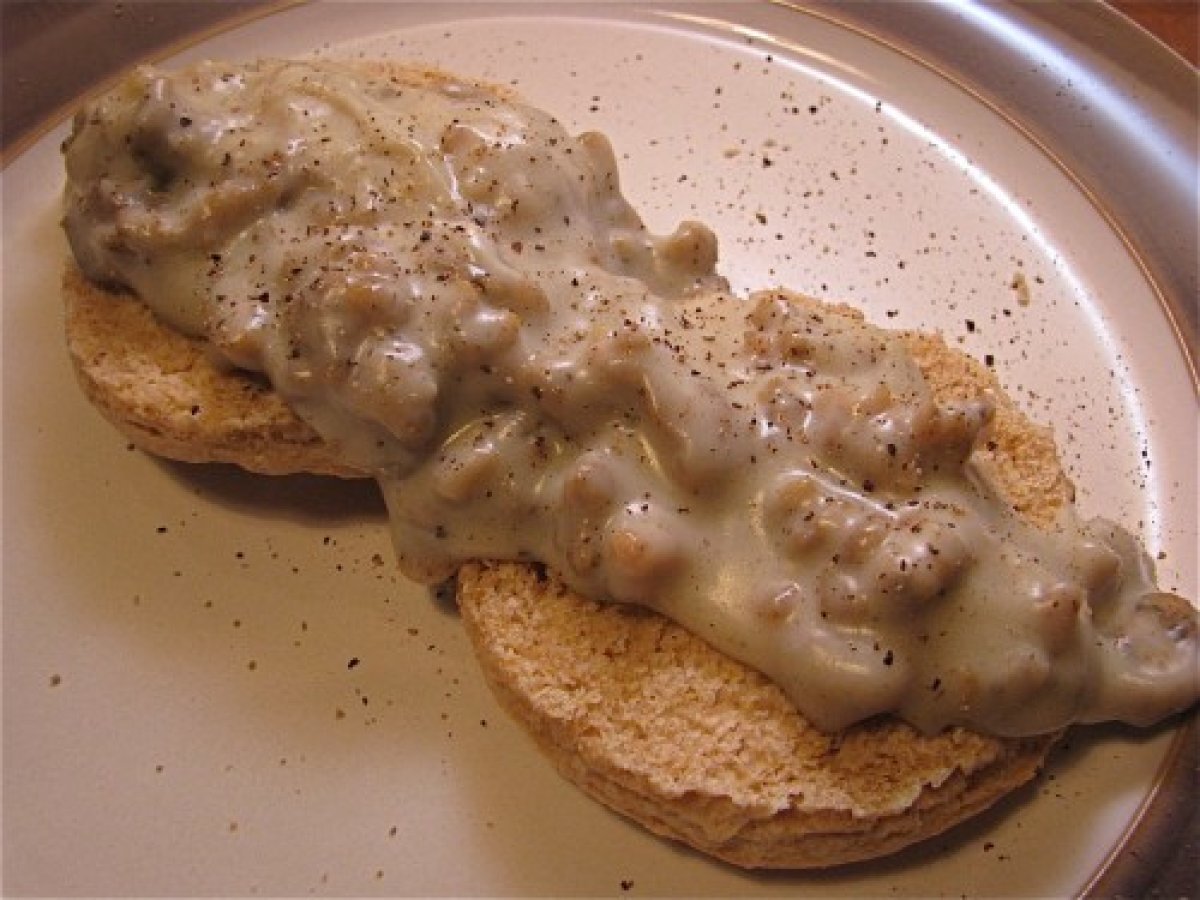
left=1111, top=0, right=1198, bottom=64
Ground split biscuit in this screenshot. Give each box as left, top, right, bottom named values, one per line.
left=64, top=268, right=1065, bottom=867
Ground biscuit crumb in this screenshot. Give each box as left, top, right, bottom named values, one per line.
left=1010, top=271, right=1031, bottom=306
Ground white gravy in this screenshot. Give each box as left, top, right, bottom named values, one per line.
left=62, top=59, right=1198, bottom=736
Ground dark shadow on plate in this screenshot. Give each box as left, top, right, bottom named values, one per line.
left=154, top=455, right=467, bottom=626
left=153, top=456, right=387, bottom=524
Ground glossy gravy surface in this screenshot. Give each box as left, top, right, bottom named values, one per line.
left=62, top=59, right=1197, bottom=736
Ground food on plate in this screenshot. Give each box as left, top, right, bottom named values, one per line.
left=60, top=58, right=1198, bottom=867
left=64, top=266, right=353, bottom=477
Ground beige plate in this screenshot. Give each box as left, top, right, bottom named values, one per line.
left=2, top=2, right=1195, bottom=896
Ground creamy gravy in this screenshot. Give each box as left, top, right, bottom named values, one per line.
left=62, top=59, right=1198, bottom=736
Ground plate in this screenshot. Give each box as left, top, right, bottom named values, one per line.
left=2, top=3, right=1195, bottom=896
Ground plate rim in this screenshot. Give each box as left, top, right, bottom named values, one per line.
left=2, top=1, right=1194, bottom=894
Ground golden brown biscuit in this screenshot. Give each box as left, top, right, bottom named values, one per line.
left=64, top=266, right=357, bottom=477
left=458, top=559, right=1055, bottom=868
left=454, top=295, right=1069, bottom=868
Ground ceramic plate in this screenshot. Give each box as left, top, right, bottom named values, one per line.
left=3, top=3, right=1195, bottom=896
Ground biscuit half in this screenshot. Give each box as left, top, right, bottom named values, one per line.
left=64, top=266, right=357, bottom=477
left=458, top=560, right=1057, bottom=868
left=453, top=300, right=1072, bottom=868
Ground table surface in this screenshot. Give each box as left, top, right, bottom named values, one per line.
left=1111, top=0, right=1198, bottom=64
